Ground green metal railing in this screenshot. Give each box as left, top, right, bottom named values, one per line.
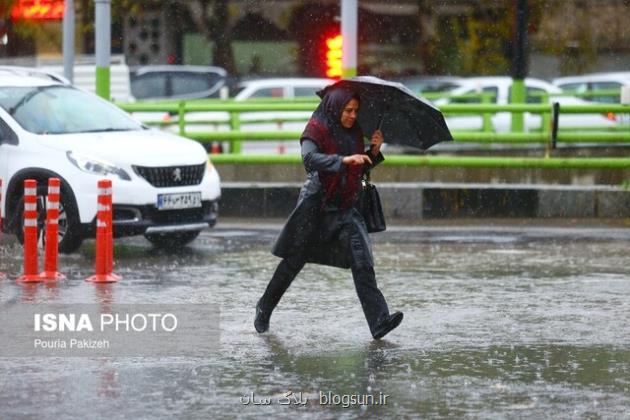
left=118, top=97, right=630, bottom=169
left=120, top=101, right=630, bottom=140
left=207, top=154, right=630, bottom=169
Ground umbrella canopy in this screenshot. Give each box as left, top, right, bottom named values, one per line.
left=317, top=76, right=453, bottom=151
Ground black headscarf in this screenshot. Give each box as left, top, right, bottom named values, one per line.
left=311, top=87, right=362, bottom=156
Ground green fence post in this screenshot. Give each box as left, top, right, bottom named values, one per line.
left=510, top=79, right=526, bottom=132
left=178, top=101, right=185, bottom=137
left=230, top=111, right=242, bottom=154
left=481, top=92, right=492, bottom=132
left=544, top=101, right=553, bottom=158
left=539, top=92, right=550, bottom=158
left=540, top=92, right=550, bottom=129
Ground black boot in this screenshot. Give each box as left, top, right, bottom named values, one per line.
left=254, top=299, right=270, bottom=333
left=372, top=311, right=404, bottom=340
left=351, top=265, right=399, bottom=338
left=255, top=257, right=305, bottom=333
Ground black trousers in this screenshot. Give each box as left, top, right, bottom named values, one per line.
left=258, top=256, right=390, bottom=335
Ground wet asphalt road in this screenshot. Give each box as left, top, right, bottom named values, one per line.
left=1, top=221, right=630, bottom=419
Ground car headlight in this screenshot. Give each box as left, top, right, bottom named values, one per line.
left=66, top=151, right=131, bottom=181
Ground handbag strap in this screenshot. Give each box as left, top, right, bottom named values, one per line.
left=363, top=166, right=371, bottom=182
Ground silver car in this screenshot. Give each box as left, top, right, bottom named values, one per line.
left=130, top=65, right=229, bottom=101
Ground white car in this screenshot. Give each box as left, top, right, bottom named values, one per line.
left=149, top=78, right=334, bottom=155
left=434, top=76, right=617, bottom=132
left=232, top=77, right=333, bottom=100
left=232, top=78, right=333, bottom=154
left=0, top=68, right=220, bottom=253
left=552, top=72, right=630, bottom=103
left=394, top=76, right=464, bottom=94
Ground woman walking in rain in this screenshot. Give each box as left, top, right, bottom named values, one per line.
left=254, top=86, right=403, bottom=340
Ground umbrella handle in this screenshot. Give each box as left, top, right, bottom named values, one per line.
left=377, top=114, right=385, bottom=131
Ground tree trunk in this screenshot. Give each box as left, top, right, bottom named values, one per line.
left=210, top=0, right=237, bottom=75
left=417, top=0, right=436, bottom=74
left=185, top=0, right=237, bottom=75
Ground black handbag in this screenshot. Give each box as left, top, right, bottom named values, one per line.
left=357, top=170, right=386, bottom=233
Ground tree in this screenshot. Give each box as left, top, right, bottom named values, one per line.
left=417, top=0, right=437, bottom=75
left=420, top=0, right=551, bottom=76
left=533, top=0, right=595, bottom=75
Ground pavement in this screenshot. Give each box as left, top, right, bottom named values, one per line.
left=2, top=215, right=630, bottom=418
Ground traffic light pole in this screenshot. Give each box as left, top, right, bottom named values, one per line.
left=95, top=0, right=111, bottom=100
left=62, top=0, right=74, bottom=83
left=341, top=0, right=357, bottom=78
left=510, top=0, right=528, bottom=132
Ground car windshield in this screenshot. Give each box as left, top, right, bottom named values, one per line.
left=0, top=85, right=143, bottom=135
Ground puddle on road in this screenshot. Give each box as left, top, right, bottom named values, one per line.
left=1, top=228, right=629, bottom=418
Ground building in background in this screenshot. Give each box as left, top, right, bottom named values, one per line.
left=1, top=0, right=628, bottom=79
left=124, top=10, right=179, bottom=66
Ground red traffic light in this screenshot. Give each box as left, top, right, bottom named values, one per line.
left=325, top=34, right=342, bottom=79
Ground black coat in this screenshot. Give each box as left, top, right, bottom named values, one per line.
left=272, top=142, right=384, bottom=269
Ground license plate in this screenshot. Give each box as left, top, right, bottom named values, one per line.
left=157, top=192, right=202, bottom=210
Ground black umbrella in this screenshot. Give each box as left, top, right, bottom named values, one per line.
left=317, top=76, right=453, bottom=151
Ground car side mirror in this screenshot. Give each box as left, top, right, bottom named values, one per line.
left=0, top=118, right=18, bottom=145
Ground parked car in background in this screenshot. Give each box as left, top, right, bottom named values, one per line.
left=39, top=56, right=135, bottom=103
left=433, top=77, right=617, bottom=132
left=128, top=65, right=232, bottom=142
left=130, top=65, right=230, bottom=101
left=552, top=72, right=630, bottom=103
left=169, top=77, right=334, bottom=154
left=232, top=78, right=334, bottom=153
left=394, top=76, right=463, bottom=95
left=0, top=67, right=220, bottom=253
left=232, top=77, right=333, bottom=100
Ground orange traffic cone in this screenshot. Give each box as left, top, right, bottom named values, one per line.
left=40, top=178, right=65, bottom=281
left=86, top=180, right=121, bottom=283
left=17, top=179, right=42, bottom=283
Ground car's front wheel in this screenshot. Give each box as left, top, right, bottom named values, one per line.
left=144, top=230, right=201, bottom=248
left=15, top=184, right=84, bottom=254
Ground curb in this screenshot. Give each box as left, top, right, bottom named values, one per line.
left=219, top=182, right=630, bottom=219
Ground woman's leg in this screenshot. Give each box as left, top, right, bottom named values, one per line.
left=255, top=256, right=305, bottom=332
left=348, top=221, right=403, bottom=339
left=351, top=265, right=390, bottom=335
left=259, top=256, right=305, bottom=311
